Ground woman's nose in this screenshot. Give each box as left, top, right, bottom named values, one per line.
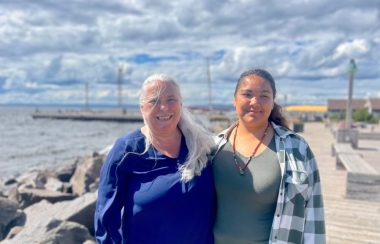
left=249, top=96, right=258, bottom=104
left=158, top=102, right=168, bottom=110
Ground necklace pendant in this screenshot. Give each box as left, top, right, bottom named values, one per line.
left=239, top=169, right=245, bottom=175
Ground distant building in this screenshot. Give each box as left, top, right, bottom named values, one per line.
left=284, top=105, right=327, bottom=121
left=327, top=98, right=380, bottom=116
left=365, top=98, right=380, bottom=116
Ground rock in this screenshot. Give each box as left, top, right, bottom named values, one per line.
left=99, top=144, right=113, bottom=157
left=5, top=226, right=23, bottom=239
left=88, top=179, right=99, bottom=193
left=3, top=192, right=97, bottom=242
left=62, top=182, right=73, bottom=194
left=3, top=218, right=94, bottom=244
left=44, top=177, right=65, bottom=192
left=8, top=188, right=76, bottom=209
left=16, top=171, right=47, bottom=189
left=39, top=219, right=95, bottom=244
left=0, top=182, right=18, bottom=198
left=7, top=209, right=26, bottom=231
left=0, top=197, right=21, bottom=241
left=26, top=193, right=96, bottom=232
left=70, top=155, right=104, bottom=195
left=4, top=178, right=17, bottom=186
left=53, top=192, right=97, bottom=234
left=83, top=240, right=96, bottom=244
left=52, top=160, right=79, bottom=182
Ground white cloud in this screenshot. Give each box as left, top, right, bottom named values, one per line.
left=0, top=0, right=379, bottom=106
left=334, top=39, right=370, bottom=59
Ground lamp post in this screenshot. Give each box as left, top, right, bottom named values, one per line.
left=206, top=58, right=212, bottom=112
left=117, top=64, right=124, bottom=108
left=346, top=59, right=357, bottom=129
left=85, top=82, right=89, bottom=111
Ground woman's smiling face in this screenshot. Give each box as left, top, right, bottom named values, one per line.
left=233, top=74, right=274, bottom=128
left=140, top=80, right=182, bottom=134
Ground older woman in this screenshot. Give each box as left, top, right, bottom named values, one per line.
left=95, top=74, right=215, bottom=243
left=213, top=69, right=325, bottom=244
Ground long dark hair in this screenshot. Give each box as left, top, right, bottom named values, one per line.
left=235, top=69, right=289, bottom=129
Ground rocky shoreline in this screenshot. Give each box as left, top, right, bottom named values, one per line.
left=0, top=145, right=112, bottom=243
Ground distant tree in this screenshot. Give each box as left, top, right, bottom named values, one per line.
left=329, top=111, right=345, bottom=121
left=353, top=108, right=374, bottom=123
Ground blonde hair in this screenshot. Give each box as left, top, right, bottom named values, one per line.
left=140, top=73, right=215, bottom=182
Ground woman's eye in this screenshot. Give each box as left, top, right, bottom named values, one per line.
left=148, top=99, right=157, bottom=104
left=168, top=98, right=177, bottom=103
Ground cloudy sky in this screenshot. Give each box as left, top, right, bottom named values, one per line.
left=0, top=0, right=379, bottom=108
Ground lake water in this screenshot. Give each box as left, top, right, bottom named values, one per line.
left=0, top=106, right=143, bottom=178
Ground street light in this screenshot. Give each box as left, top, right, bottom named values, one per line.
left=117, top=64, right=124, bottom=108
left=206, top=57, right=212, bottom=112
left=346, top=59, right=357, bottom=129
left=85, top=82, right=89, bottom=111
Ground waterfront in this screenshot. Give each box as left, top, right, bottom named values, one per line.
left=1, top=106, right=380, bottom=242
left=0, top=106, right=143, bottom=177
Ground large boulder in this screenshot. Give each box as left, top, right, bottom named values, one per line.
left=70, top=155, right=105, bottom=195
left=4, top=219, right=94, bottom=244
left=0, top=197, right=24, bottom=241
left=50, top=159, right=79, bottom=182
left=4, top=192, right=97, bottom=242
left=0, top=178, right=18, bottom=198
left=39, top=219, right=95, bottom=244
left=16, top=171, right=47, bottom=189
left=53, top=192, right=97, bottom=234
left=8, top=188, right=76, bottom=209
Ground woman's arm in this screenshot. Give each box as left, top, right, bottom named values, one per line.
left=303, top=146, right=326, bottom=244
left=95, top=138, right=128, bottom=243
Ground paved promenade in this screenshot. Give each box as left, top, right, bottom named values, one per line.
left=301, top=122, right=380, bottom=243
left=356, top=136, right=380, bottom=174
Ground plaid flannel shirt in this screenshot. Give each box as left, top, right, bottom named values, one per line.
left=213, top=121, right=326, bottom=244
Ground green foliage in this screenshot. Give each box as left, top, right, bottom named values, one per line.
left=329, top=109, right=379, bottom=123
left=353, top=108, right=371, bottom=122
left=368, top=116, right=379, bottom=124
left=329, top=111, right=345, bottom=121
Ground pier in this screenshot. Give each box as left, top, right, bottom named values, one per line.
left=302, top=122, right=380, bottom=243
left=31, top=109, right=144, bottom=122
left=31, top=109, right=234, bottom=128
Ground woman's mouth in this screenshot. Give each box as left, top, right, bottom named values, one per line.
left=156, top=114, right=173, bottom=121
left=249, top=110, right=262, bottom=113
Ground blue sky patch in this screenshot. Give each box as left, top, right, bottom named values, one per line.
left=129, top=54, right=179, bottom=64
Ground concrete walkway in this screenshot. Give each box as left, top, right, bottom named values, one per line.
left=301, top=122, right=380, bottom=244
left=356, top=138, right=380, bottom=174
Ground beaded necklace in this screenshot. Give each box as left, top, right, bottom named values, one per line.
left=232, top=122, right=269, bottom=175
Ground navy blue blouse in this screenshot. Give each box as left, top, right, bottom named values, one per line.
left=95, top=129, right=215, bottom=244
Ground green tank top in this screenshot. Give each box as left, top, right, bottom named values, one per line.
left=213, top=135, right=281, bottom=244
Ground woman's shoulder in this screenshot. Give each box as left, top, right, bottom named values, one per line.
left=272, top=123, right=308, bottom=143
left=118, top=128, right=144, bottom=142
left=108, top=128, right=145, bottom=158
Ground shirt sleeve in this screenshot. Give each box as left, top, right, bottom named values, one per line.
left=303, top=145, right=326, bottom=244
left=95, top=137, right=129, bottom=243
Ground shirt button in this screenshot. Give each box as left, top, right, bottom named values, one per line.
left=276, top=214, right=280, bottom=217
left=274, top=236, right=277, bottom=239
